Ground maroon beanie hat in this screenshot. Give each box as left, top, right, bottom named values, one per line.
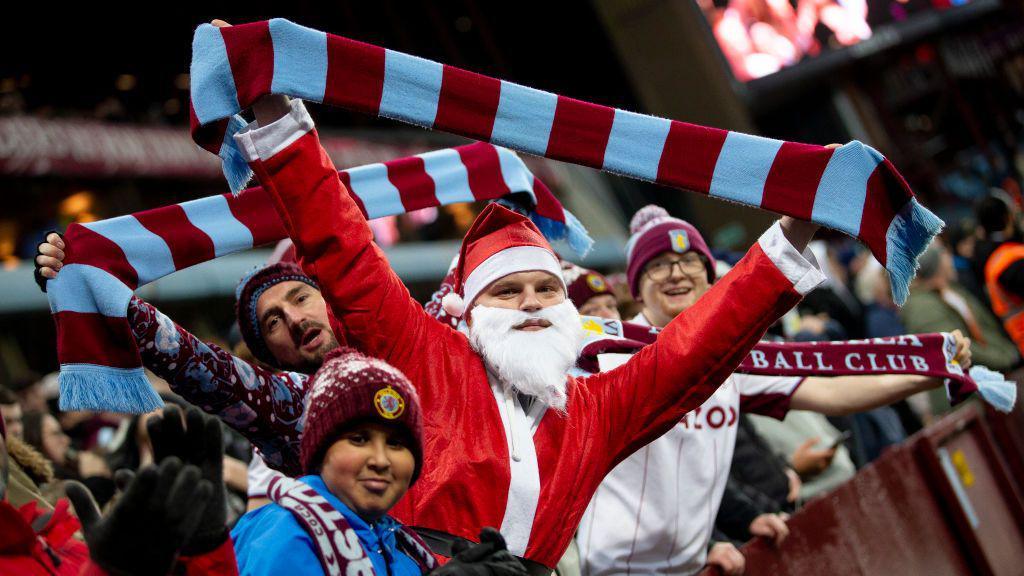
left=300, top=347, right=424, bottom=481
left=235, top=262, right=320, bottom=368
left=561, top=261, right=616, bottom=309
left=625, top=205, right=716, bottom=299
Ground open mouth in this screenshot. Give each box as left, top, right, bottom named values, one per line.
left=515, top=319, right=551, bottom=331
left=300, top=327, right=323, bottom=350
left=663, top=287, right=692, bottom=297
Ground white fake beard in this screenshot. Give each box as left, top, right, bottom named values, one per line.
left=468, top=300, right=585, bottom=412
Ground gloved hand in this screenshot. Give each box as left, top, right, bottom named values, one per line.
left=33, top=231, right=65, bottom=292
left=430, top=527, right=529, bottom=576
left=146, top=404, right=228, bottom=555
left=66, top=457, right=213, bottom=576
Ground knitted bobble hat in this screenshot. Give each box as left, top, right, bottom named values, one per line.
left=300, top=347, right=424, bottom=482
left=235, top=262, right=319, bottom=368
left=624, top=205, right=716, bottom=298
left=561, top=261, right=615, bottom=310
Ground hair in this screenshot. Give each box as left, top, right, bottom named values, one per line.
left=0, top=387, right=16, bottom=406
left=20, top=410, right=48, bottom=455
left=976, top=193, right=1012, bottom=236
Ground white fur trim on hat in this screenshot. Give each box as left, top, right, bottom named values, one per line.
left=441, top=293, right=466, bottom=317
left=462, top=246, right=564, bottom=314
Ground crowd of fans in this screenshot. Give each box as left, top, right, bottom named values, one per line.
left=1, top=69, right=1021, bottom=576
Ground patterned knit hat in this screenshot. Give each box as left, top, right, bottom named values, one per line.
left=235, top=262, right=319, bottom=368
left=561, top=261, right=615, bottom=309
left=625, top=205, right=716, bottom=298
left=300, top=347, right=424, bottom=481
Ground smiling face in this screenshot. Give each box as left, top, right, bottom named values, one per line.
left=638, top=251, right=710, bottom=328
left=470, top=270, right=566, bottom=329
left=319, top=422, right=415, bottom=523
left=256, top=281, right=339, bottom=373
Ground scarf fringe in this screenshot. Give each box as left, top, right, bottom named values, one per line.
left=221, top=115, right=254, bottom=195
left=968, top=365, right=1018, bottom=413
left=531, top=209, right=594, bottom=258
left=885, top=198, right=944, bottom=306
left=58, top=365, right=164, bottom=413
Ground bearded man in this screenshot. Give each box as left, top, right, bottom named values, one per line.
left=233, top=90, right=825, bottom=574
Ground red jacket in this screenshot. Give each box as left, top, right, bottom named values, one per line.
left=0, top=498, right=88, bottom=575
left=239, top=101, right=821, bottom=567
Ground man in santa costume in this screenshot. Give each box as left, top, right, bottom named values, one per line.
left=232, top=91, right=826, bottom=574
left=576, top=205, right=970, bottom=576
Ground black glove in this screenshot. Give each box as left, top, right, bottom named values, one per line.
left=66, top=457, right=213, bottom=576
left=430, top=528, right=529, bottom=576
left=33, top=230, right=63, bottom=293
left=146, top=404, right=228, bottom=555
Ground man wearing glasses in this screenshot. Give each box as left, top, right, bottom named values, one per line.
left=577, top=205, right=970, bottom=576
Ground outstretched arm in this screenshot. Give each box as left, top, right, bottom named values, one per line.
left=129, top=296, right=305, bottom=474
left=580, top=221, right=825, bottom=465
left=234, top=97, right=451, bottom=376
left=34, top=231, right=306, bottom=475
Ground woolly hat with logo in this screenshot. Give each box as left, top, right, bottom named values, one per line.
left=625, top=205, right=716, bottom=298
left=300, top=347, right=424, bottom=481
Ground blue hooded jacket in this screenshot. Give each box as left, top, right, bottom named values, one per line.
left=232, top=475, right=423, bottom=575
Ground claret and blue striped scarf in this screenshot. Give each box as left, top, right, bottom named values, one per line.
left=48, top=142, right=589, bottom=413
left=189, top=18, right=942, bottom=307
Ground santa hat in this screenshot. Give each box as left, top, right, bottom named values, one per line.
left=235, top=262, right=319, bottom=368
left=561, top=261, right=615, bottom=310
left=625, top=205, right=716, bottom=298
left=300, top=347, right=424, bottom=481
left=441, top=204, right=565, bottom=318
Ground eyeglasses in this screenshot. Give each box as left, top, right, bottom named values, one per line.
left=644, top=255, right=706, bottom=282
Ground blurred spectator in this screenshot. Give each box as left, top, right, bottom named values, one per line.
left=0, top=388, right=22, bottom=439
left=0, top=411, right=89, bottom=575
left=946, top=218, right=984, bottom=297
left=972, top=189, right=1024, bottom=359
left=561, top=262, right=620, bottom=320
left=21, top=411, right=74, bottom=479
left=903, top=240, right=1020, bottom=373
left=7, top=373, right=48, bottom=414
left=748, top=411, right=857, bottom=500
left=22, top=410, right=113, bottom=506
left=800, top=240, right=865, bottom=338
left=855, top=260, right=906, bottom=339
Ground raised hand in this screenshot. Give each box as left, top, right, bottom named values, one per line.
left=146, top=405, right=229, bottom=554
left=66, top=457, right=213, bottom=576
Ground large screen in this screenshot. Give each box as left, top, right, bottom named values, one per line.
left=695, top=0, right=985, bottom=82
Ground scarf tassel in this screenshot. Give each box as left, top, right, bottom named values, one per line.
left=886, top=198, right=944, bottom=306
left=220, top=115, right=255, bottom=195
left=531, top=209, right=594, bottom=258
left=58, top=365, right=164, bottom=413
left=968, top=365, right=1018, bottom=413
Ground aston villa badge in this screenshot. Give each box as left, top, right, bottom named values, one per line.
left=669, top=229, right=689, bottom=253
left=375, top=387, right=406, bottom=419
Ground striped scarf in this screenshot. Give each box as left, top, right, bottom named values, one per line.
left=576, top=318, right=1016, bottom=413
left=189, top=18, right=942, bottom=306
left=49, top=142, right=588, bottom=413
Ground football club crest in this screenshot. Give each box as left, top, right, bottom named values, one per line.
left=669, top=229, right=689, bottom=253
left=586, top=274, right=607, bottom=292
left=374, top=387, right=406, bottom=419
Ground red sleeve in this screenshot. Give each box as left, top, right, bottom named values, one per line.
left=575, top=241, right=808, bottom=469
left=177, top=538, right=239, bottom=576
left=238, top=103, right=459, bottom=378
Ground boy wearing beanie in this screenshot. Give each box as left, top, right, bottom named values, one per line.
left=231, top=347, right=522, bottom=575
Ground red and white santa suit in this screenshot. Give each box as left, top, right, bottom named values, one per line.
left=577, top=313, right=804, bottom=575
left=234, top=100, right=824, bottom=569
